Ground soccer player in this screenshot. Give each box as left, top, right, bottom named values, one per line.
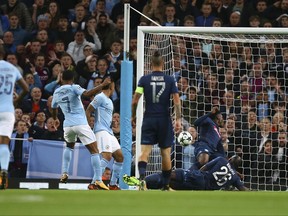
left=51, top=70, right=110, bottom=190
left=193, top=106, right=226, bottom=168
left=85, top=81, right=124, bottom=190
left=0, top=45, right=29, bottom=189
left=131, top=51, right=182, bottom=191
left=126, top=156, right=249, bottom=191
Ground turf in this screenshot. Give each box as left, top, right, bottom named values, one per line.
left=0, top=190, right=287, bottom=216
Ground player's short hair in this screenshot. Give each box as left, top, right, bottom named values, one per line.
left=151, top=51, right=163, bottom=67
left=229, top=155, right=242, bottom=170
left=62, top=70, right=75, bottom=81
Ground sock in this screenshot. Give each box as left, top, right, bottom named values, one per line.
left=62, top=147, right=73, bottom=174
left=0, top=144, right=10, bottom=171
left=91, top=153, right=102, bottom=183
left=110, top=161, right=123, bottom=186
left=100, top=158, right=109, bottom=174
left=162, top=169, right=172, bottom=187
left=138, top=161, right=147, bottom=180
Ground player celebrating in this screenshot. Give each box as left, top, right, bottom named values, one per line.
left=131, top=50, right=182, bottom=191
left=125, top=156, right=249, bottom=191
left=86, top=80, right=124, bottom=190
left=193, top=106, right=226, bottom=168
left=0, top=45, right=29, bottom=189
left=51, top=70, right=110, bottom=190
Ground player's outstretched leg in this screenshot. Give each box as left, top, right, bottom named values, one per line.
left=123, top=174, right=140, bottom=186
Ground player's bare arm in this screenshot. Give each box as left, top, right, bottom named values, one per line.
left=14, top=78, right=29, bottom=106
left=82, top=77, right=111, bottom=98
left=85, top=104, right=95, bottom=122
left=173, top=93, right=182, bottom=133
left=131, top=92, right=142, bottom=124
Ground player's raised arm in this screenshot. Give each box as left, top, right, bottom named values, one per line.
left=82, top=77, right=111, bottom=98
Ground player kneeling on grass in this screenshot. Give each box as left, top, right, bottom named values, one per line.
left=124, top=156, right=249, bottom=191
left=86, top=80, right=123, bottom=190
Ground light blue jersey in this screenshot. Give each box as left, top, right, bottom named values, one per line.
left=90, top=92, right=114, bottom=135
left=52, top=84, right=87, bottom=127
left=0, top=60, right=22, bottom=113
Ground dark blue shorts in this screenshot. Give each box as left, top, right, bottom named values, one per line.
left=141, top=116, right=174, bottom=148
left=194, top=141, right=226, bottom=160
left=193, top=141, right=214, bottom=158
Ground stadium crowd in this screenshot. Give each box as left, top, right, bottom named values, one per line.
left=1, top=0, right=288, bottom=190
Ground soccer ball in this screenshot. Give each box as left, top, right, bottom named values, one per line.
left=177, top=131, right=193, bottom=146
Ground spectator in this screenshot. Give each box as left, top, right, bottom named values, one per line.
left=2, top=31, right=17, bottom=54
left=70, top=3, right=88, bottom=33
left=14, top=108, right=23, bottom=123
left=7, top=13, right=29, bottom=47
left=105, top=39, right=123, bottom=82
left=47, top=1, right=61, bottom=30
left=255, top=88, right=272, bottom=122
left=51, top=16, right=74, bottom=50
left=140, top=0, right=165, bottom=25
left=195, top=2, right=215, bottom=27
left=28, top=110, right=47, bottom=139
left=225, top=11, right=242, bottom=27
left=66, top=30, right=101, bottom=64
left=273, top=131, right=288, bottom=185
left=183, top=14, right=195, bottom=26
left=182, top=126, right=197, bottom=169
left=182, top=86, right=204, bottom=125
left=83, top=16, right=100, bottom=44
left=21, top=87, right=48, bottom=121
left=212, top=17, right=223, bottom=27
left=162, top=4, right=180, bottom=26
left=175, top=0, right=198, bottom=25
left=40, top=117, right=63, bottom=140
left=6, top=53, right=23, bottom=75
left=254, top=139, right=278, bottom=184
left=0, top=0, right=33, bottom=31
left=16, top=72, right=42, bottom=96
left=34, top=53, right=51, bottom=87
left=9, top=120, right=32, bottom=178
left=96, top=12, right=117, bottom=55
left=30, top=0, right=47, bottom=25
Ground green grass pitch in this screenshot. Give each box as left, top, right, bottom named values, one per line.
left=0, top=190, right=287, bottom=216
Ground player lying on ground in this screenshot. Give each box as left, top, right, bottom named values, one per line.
left=124, top=156, right=249, bottom=191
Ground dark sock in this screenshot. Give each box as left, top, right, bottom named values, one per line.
left=138, top=161, right=147, bottom=180
left=162, top=169, right=172, bottom=187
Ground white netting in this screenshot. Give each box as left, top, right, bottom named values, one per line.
left=139, top=28, right=288, bottom=191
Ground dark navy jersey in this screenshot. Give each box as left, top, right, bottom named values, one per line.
left=137, top=71, right=178, bottom=117
left=194, top=113, right=221, bottom=149
left=202, top=157, right=244, bottom=190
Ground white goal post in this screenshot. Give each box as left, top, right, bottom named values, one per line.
left=135, top=26, right=288, bottom=191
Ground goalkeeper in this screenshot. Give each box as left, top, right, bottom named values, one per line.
left=124, top=156, right=249, bottom=191
left=193, top=106, right=226, bottom=168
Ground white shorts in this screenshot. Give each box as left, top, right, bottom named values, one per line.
left=0, top=112, right=15, bottom=139
left=96, top=130, right=121, bottom=153
left=64, top=125, right=96, bottom=145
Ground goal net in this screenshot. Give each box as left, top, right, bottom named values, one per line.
left=135, top=26, right=288, bottom=191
